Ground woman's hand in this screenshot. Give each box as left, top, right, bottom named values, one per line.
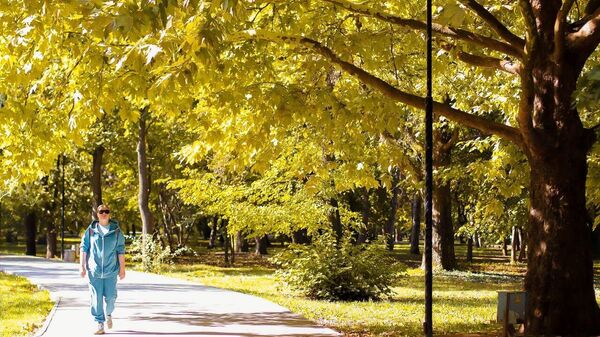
left=119, top=268, right=126, bottom=280
left=79, top=265, right=86, bottom=278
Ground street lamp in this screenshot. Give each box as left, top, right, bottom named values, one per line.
left=61, top=154, right=65, bottom=259
left=424, top=0, right=434, bottom=335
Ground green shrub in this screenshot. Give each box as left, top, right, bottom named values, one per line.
left=128, top=235, right=176, bottom=272
left=271, top=232, right=403, bottom=301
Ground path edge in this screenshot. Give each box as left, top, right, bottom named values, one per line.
left=0, top=266, right=62, bottom=337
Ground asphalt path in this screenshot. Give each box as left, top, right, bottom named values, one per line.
left=0, top=255, right=340, bottom=337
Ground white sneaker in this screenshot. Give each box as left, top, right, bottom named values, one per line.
left=94, top=323, right=105, bottom=335
left=107, top=315, right=113, bottom=329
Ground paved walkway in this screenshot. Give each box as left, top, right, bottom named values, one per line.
left=0, top=255, right=340, bottom=337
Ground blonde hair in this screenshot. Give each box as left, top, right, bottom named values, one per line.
left=97, top=204, right=110, bottom=211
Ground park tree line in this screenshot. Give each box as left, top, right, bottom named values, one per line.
left=2, top=0, right=600, bottom=335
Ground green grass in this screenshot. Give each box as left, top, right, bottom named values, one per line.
left=148, top=241, right=600, bottom=337
left=0, top=237, right=80, bottom=257
left=0, top=272, right=54, bottom=337
left=144, top=242, right=530, bottom=337
left=155, top=261, right=520, bottom=336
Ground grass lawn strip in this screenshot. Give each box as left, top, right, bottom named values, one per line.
left=0, top=271, right=54, bottom=337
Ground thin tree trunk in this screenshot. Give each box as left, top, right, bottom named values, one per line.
left=45, top=158, right=60, bottom=258
left=358, top=187, right=369, bottom=244
left=25, top=211, right=37, bottom=256
left=255, top=235, right=268, bottom=255
left=384, top=167, right=400, bottom=251
left=410, top=192, right=421, bottom=255
left=474, top=232, right=481, bottom=248
left=292, top=229, right=310, bottom=244
left=510, top=226, right=518, bottom=263
left=209, top=216, right=219, bottom=249
left=236, top=231, right=249, bottom=252
left=518, top=228, right=526, bottom=262
left=501, top=237, right=508, bottom=257
left=91, top=145, right=104, bottom=220
left=328, top=198, right=343, bottom=243
left=223, top=219, right=230, bottom=265
left=137, top=109, right=154, bottom=238
left=466, top=236, right=473, bottom=263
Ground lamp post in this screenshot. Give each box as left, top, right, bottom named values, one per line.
left=424, top=0, right=434, bottom=334
left=61, top=155, right=65, bottom=260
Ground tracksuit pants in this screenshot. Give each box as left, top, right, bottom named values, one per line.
left=88, top=275, right=118, bottom=323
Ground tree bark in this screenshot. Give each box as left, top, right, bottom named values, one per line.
left=255, top=235, right=268, bottom=255
left=328, top=198, right=343, bottom=242
left=466, top=236, right=473, bottom=263
left=91, top=145, right=104, bottom=220
left=222, top=219, right=230, bottom=265
left=384, top=167, right=400, bottom=251
left=358, top=187, right=370, bottom=244
left=209, top=216, right=219, bottom=249
left=501, top=237, right=508, bottom=257
left=423, top=126, right=456, bottom=270
left=510, top=226, right=519, bottom=263
left=25, top=211, right=37, bottom=256
left=518, top=228, right=526, bottom=262
left=137, top=109, right=154, bottom=238
left=410, top=192, right=421, bottom=255
left=514, top=11, right=600, bottom=328
left=474, top=231, right=481, bottom=248
left=525, top=142, right=600, bottom=334
left=292, top=229, right=310, bottom=244
left=236, top=231, right=249, bottom=252
left=45, top=158, right=60, bottom=258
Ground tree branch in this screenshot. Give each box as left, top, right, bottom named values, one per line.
left=554, top=0, right=576, bottom=61
left=235, top=31, right=525, bottom=148
left=459, top=0, right=525, bottom=50
left=441, top=44, right=521, bottom=74
left=441, top=128, right=460, bottom=152
left=567, top=7, right=600, bottom=59
left=458, top=51, right=521, bottom=74
left=322, top=0, right=524, bottom=58
left=516, top=0, right=540, bottom=152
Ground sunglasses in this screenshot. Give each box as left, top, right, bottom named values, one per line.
left=98, top=210, right=110, bottom=214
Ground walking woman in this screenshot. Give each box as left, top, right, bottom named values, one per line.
left=79, top=204, right=126, bottom=335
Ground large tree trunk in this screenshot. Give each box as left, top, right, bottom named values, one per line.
left=430, top=174, right=456, bottom=270
left=137, top=109, right=154, bottom=237
left=525, top=143, right=600, bottom=334
left=25, top=211, right=37, bottom=256
left=423, top=127, right=456, bottom=270
left=409, top=192, right=421, bottom=255
left=384, top=167, right=400, bottom=251
left=91, top=145, right=104, bottom=220
left=521, top=31, right=600, bottom=331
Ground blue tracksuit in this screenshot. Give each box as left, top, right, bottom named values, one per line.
left=80, top=220, right=126, bottom=323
